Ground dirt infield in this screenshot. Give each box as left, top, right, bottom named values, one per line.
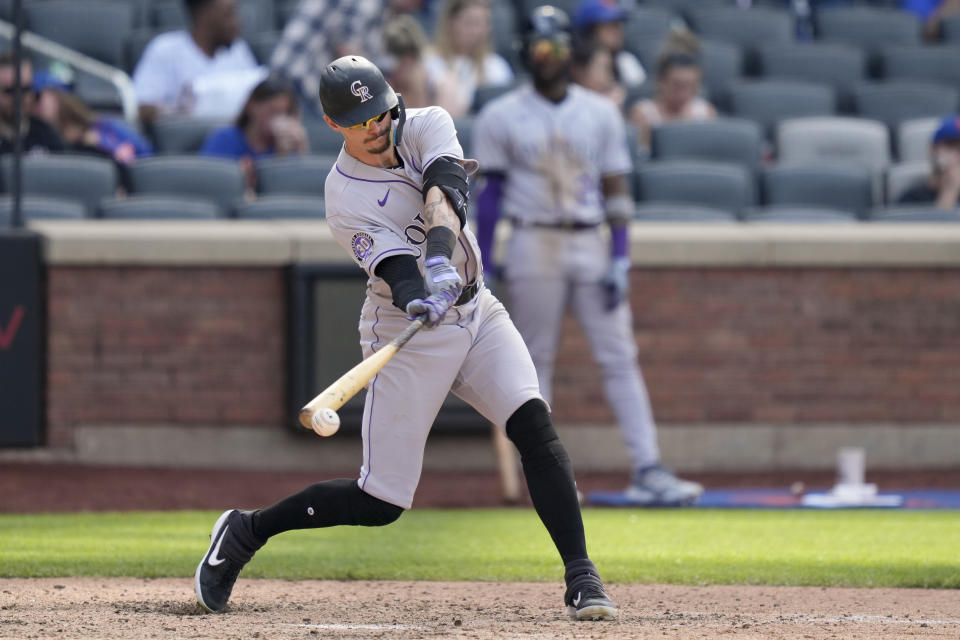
left=2, top=578, right=958, bottom=639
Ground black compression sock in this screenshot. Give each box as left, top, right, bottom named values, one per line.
left=506, top=399, right=588, bottom=564
left=252, top=478, right=403, bottom=540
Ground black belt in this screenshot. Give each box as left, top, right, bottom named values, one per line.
left=455, top=281, right=480, bottom=306
left=510, top=218, right=602, bottom=231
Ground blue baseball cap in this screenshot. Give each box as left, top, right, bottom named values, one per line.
left=574, top=0, right=628, bottom=31
left=932, top=115, right=960, bottom=144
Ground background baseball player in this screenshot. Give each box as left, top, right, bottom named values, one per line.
left=474, top=5, right=703, bottom=506
left=195, top=55, right=618, bottom=622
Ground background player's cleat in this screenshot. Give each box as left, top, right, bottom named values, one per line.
left=625, top=465, right=704, bottom=506
left=195, top=509, right=265, bottom=613
left=564, top=564, right=618, bottom=621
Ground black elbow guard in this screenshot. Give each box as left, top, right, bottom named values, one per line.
left=422, top=156, right=469, bottom=229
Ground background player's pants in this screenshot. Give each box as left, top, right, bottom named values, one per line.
left=505, top=226, right=661, bottom=472
left=356, top=288, right=543, bottom=509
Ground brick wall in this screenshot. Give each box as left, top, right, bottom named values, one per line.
left=46, top=267, right=286, bottom=446
left=551, top=268, right=960, bottom=424
left=45, top=266, right=960, bottom=447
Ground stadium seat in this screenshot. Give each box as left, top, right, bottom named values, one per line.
left=743, top=206, right=858, bottom=223
left=151, top=0, right=187, bottom=29
left=472, top=83, right=516, bottom=113
left=233, top=195, right=325, bottom=219
left=153, top=117, right=229, bottom=154
left=248, top=30, right=281, bottom=65
left=775, top=117, right=891, bottom=172
left=640, top=0, right=734, bottom=22
left=128, top=156, right=245, bottom=211
left=814, top=7, right=921, bottom=75
left=885, top=161, right=930, bottom=204
left=622, top=6, right=674, bottom=57
left=726, top=80, right=836, bottom=135
left=236, top=0, right=276, bottom=40
left=99, top=195, right=223, bottom=219
left=761, top=164, right=873, bottom=218
left=126, top=27, right=170, bottom=73
left=454, top=116, right=474, bottom=158
left=879, top=45, right=960, bottom=87
left=0, top=154, right=117, bottom=215
left=634, top=202, right=738, bottom=222
left=897, top=117, right=940, bottom=163
left=687, top=7, right=795, bottom=72
left=943, top=13, right=960, bottom=43
left=490, top=0, right=520, bottom=72
left=635, top=160, right=755, bottom=218
left=0, top=196, right=87, bottom=224
left=852, top=82, right=960, bottom=130
left=650, top=118, right=764, bottom=171
left=699, top=40, right=745, bottom=100
left=256, top=155, right=336, bottom=196
left=304, top=118, right=345, bottom=155
left=870, top=206, right=960, bottom=222
left=275, top=0, right=301, bottom=30
left=25, top=0, right=134, bottom=68
left=757, top=43, right=865, bottom=110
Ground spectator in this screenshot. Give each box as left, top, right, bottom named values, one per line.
left=133, top=0, right=262, bottom=126
left=271, top=0, right=427, bottom=115
left=383, top=15, right=433, bottom=109
left=424, top=0, right=513, bottom=118
left=573, top=0, right=646, bottom=89
left=901, top=0, right=960, bottom=41
left=628, top=52, right=717, bottom=149
left=0, top=52, right=64, bottom=155
left=200, top=76, right=308, bottom=195
left=898, top=114, right=960, bottom=211
left=34, top=85, right=153, bottom=166
left=570, top=41, right=625, bottom=110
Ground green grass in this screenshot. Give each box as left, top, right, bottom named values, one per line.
left=1, top=509, right=958, bottom=588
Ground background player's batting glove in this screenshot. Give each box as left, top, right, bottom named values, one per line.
left=406, top=290, right=457, bottom=328
left=423, top=256, right=463, bottom=301
left=602, top=257, right=631, bottom=311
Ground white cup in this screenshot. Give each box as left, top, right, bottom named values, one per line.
left=837, top=447, right=866, bottom=486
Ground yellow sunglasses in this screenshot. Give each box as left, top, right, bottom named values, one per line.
left=346, top=110, right=390, bottom=130
left=531, top=39, right=570, bottom=61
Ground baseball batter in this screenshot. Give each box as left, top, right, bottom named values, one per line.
left=474, top=6, right=702, bottom=506
left=195, top=55, right=618, bottom=622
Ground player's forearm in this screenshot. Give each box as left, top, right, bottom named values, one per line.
left=423, top=186, right=462, bottom=237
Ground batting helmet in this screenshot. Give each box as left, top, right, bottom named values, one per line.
left=522, top=5, right=573, bottom=64
left=318, top=56, right=400, bottom=128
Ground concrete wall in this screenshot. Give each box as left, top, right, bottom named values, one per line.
left=11, top=220, right=960, bottom=472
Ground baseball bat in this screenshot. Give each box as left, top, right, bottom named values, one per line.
left=298, top=316, right=425, bottom=431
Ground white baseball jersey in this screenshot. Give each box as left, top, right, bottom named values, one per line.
left=473, top=84, right=631, bottom=226
left=324, top=105, right=543, bottom=509
left=473, top=84, right=662, bottom=473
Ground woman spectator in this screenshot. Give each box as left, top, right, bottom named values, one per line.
left=424, top=0, right=513, bottom=118
left=383, top=15, right=433, bottom=109
left=200, top=76, right=308, bottom=195
left=570, top=41, right=625, bottom=110
left=628, top=52, right=717, bottom=149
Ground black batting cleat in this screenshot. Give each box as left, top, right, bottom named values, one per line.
left=195, top=509, right=265, bottom=613
left=564, top=559, right=618, bottom=621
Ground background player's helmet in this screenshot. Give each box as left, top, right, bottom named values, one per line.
left=521, top=5, right=573, bottom=68
left=318, top=55, right=401, bottom=128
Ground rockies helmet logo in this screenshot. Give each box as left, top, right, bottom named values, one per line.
left=351, top=80, right=373, bottom=103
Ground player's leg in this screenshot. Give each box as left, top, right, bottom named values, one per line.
left=503, top=228, right=570, bottom=405
left=452, top=291, right=617, bottom=620
left=570, top=271, right=703, bottom=505
left=196, top=310, right=471, bottom=613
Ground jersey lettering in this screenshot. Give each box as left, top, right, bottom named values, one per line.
left=403, top=212, right=426, bottom=246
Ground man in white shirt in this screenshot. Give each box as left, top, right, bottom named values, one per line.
left=132, top=0, right=261, bottom=125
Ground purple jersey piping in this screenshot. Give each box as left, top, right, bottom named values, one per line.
left=335, top=164, right=421, bottom=193
left=361, top=306, right=383, bottom=491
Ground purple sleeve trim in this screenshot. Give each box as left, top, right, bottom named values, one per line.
left=476, top=175, right=504, bottom=273
left=611, top=225, right=629, bottom=260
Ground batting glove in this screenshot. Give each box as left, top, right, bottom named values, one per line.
left=602, top=257, right=631, bottom=311
left=406, top=289, right=457, bottom=328
left=423, top=256, right=463, bottom=301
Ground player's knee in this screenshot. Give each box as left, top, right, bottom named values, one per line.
left=505, top=399, right=560, bottom=454
left=354, top=486, right=404, bottom=527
